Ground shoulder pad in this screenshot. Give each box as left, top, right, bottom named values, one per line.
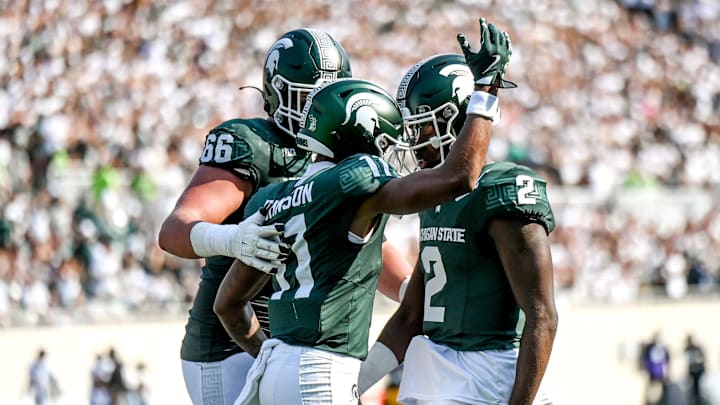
left=476, top=162, right=555, bottom=233
left=337, top=154, right=398, bottom=197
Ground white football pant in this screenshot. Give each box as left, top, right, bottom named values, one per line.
left=399, top=335, right=552, bottom=405
left=243, top=341, right=361, bottom=405
left=182, top=352, right=255, bottom=405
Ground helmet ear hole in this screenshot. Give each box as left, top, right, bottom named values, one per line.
left=376, top=135, right=389, bottom=151
left=331, top=130, right=345, bottom=158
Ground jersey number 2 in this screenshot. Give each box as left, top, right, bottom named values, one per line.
left=421, top=246, right=447, bottom=323
left=516, top=174, right=537, bottom=205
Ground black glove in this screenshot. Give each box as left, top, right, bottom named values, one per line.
left=457, top=18, right=517, bottom=88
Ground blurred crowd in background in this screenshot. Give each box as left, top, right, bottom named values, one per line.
left=27, top=346, right=148, bottom=405
left=1, top=0, right=720, bottom=327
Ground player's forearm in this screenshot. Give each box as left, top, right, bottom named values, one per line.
left=435, top=84, right=495, bottom=191
left=510, top=312, right=558, bottom=405
left=158, top=213, right=202, bottom=259
left=377, top=303, right=423, bottom=362
left=214, top=260, right=272, bottom=356
left=368, top=87, right=496, bottom=217
left=377, top=242, right=413, bottom=302
left=359, top=304, right=422, bottom=394
left=436, top=117, right=491, bottom=189
left=216, top=302, right=267, bottom=357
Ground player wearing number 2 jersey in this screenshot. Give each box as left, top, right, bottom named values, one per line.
left=213, top=18, right=512, bottom=405
left=359, top=52, right=558, bottom=405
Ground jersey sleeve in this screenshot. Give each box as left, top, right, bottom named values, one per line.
left=475, top=163, right=555, bottom=234
left=197, top=119, right=265, bottom=188
left=243, top=183, right=280, bottom=220
left=337, top=154, right=399, bottom=198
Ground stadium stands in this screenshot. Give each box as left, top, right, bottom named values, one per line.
left=1, top=0, right=719, bottom=326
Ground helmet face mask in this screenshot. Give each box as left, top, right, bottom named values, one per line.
left=297, top=79, right=404, bottom=163
left=263, top=28, right=352, bottom=138
left=396, top=53, right=474, bottom=170
left=268, top=75, right=321, bottom=138
left=402, top=101, right=461, bottom=168
left=377, top=133, right=418, bottom=176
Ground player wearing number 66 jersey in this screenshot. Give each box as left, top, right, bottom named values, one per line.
left=158, top=28, right=413, bottom=405
left=359, top=52, right=558, bottom=405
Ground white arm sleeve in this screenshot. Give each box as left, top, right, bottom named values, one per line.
left=466, top=91, right=500, bottom=121
left=189, top=222, right=237, bottom=258
left=358, top=342, right=399, bottom=395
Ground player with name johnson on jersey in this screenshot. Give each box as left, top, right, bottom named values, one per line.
left=358, top=23, right=558, bottom=405
left=157, top=28, right=411, bottom=405
left=212, top=17, right=513, bottom=405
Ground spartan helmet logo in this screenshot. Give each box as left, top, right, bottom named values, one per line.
left=439, top=64, right=474, bottom=104
left=342, top=93, right=386, bottom=135
left=265, top=38, right=294, bottom=75
left=354, top=106, right=379, bottom=134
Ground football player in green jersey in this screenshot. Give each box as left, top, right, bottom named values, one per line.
left=213, top=18, right=512, bottom=405
left=358, top=52, right=558, bottom=405
left=157, top=28, right=412, bottom=405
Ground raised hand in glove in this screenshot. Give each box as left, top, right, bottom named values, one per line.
left=457, top=18, right=517, bottom=89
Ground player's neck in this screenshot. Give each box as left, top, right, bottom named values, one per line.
left=314, top=154, right=334, bottom=163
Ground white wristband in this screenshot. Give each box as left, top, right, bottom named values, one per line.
left=358, top=342, right=399, bottom=395
left=398, top=276, right=411, bottom=302
left=466, top=91, right=500, bottom=121
left=189, top=222, right=236, bottom=258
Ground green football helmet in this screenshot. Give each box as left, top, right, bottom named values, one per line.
left=396, top=53, right=474, bottom=169
left=296, top=79, right=404, bottom=162
left=263, top=28, right=353, bottom=138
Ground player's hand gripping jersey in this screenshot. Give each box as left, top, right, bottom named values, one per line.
left=182, top=118, right=310, bottom=362
left=418, top=162, right=555, bottom=351
left=244, top=153, right=398, bottom=360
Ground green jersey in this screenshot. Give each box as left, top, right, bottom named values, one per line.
left=245, top=154, right=398, bottom=360
left=181, top=118, right=310, bottom=362
left=419, top=162, right=555, bottom=352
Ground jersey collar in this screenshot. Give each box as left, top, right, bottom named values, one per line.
left=296, top=161, right=336, bottom=185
